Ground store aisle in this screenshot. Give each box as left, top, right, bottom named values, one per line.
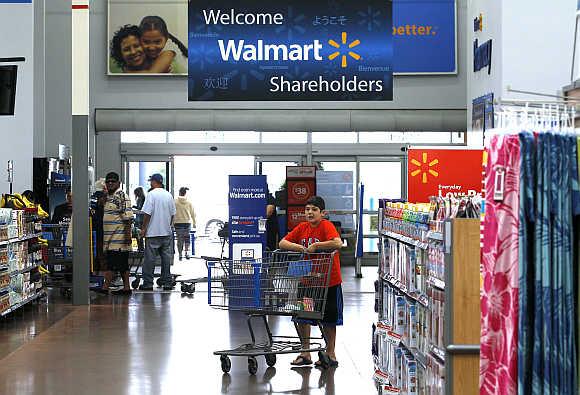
left=0, top=268, right=376, bottom=395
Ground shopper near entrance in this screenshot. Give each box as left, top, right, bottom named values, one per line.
left=102, top=172, right=134, bottom=295
left=90, top=178, right=107, bottom=274
left=133, top=187, right=146, bottom=251
left=139, top=174, right=176, bottom=291
left=174, top=187, right=196, bottom=261
left=279, top=196, right=343, bottom=368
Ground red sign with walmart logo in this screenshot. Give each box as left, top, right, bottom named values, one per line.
left=407, top=149, right=483, bottom=203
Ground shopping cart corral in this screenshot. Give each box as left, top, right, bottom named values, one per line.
left=207, top=251, right=336, bottom=375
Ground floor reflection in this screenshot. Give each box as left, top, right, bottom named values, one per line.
left=0, top=267, right=377, bottom=395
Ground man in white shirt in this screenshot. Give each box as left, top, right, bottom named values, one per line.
left=139, top=173, right=177, bottom=291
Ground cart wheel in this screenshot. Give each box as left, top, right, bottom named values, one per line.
left=181, top=284, right=188, bottom=293
left=131, top=278, right=140, bottom=289
left=317, top=351, right=331, bottom=369
left=248, top=357, right=258, bottom=375
left=265, top=354, right=276, bottom=367
left=156, top=278, right=162, bottom=287
left=220, top=355, right=231, bottom=373
left=189, top=283, right=196, bottom=293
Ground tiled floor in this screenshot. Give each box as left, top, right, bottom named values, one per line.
left=0, top=266, right=378, bottom=395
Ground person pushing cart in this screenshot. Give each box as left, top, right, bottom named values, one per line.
left=207, top=196, right=343, bottom=374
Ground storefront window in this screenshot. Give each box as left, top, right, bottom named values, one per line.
left=312, top=132, right=358, bottom=144
left=121, top=132, right=167, bottom=143
left=260, top=132, right=308, bottom=143
left=168, top=131, right=260, bottom=143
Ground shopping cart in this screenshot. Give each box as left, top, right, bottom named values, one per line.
left=41, top=223, right=73, bottom=297
left=207, top=250, right=336, bottom=375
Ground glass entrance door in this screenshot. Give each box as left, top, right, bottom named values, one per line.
left=124, top=160, right=173, bottom=200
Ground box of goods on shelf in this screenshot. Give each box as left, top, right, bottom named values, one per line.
left=372, top=196, right=481, bottom=395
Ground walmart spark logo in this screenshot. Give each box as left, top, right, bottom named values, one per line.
left=328, top=32, right=361, bottom=68
left=411, top=152, right=439, bottom=184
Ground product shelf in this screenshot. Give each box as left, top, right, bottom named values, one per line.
left=427, top=277, right=445, bottom=290
left=381, top=274, right=429, bottom=308
left=427, top=231, right=444, bottom=241
left=400, top=339, right=427, bottom=369
left=10, top=263, right=42, bottom=277
left=0, top=233, right=42, bottom=246
left=381, top=231, right=428, bottom=250
left=430, top=344, right=446, bottom=363
left=374, top=206, right=481, bottom=394
left=0, top=291, right=45, bottom=317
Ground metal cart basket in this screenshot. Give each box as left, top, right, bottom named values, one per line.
left=207, top=250, right=336, bottom=375
left=41, top=223, right=73, bottom=297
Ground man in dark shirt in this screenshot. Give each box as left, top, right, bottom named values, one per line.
left=52, top=190, right=73, bottom=224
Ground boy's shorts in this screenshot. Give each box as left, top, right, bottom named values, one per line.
left=295, top=284, right=343, bottom=326
left=105, top=250, right=129, bottom=273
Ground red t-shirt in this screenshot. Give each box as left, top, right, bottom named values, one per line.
left=284, top=219, right=342, bottom=286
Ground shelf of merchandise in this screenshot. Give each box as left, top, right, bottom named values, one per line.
left=0, top=233, right=42, bottom=246
left=374, top=215, right=481, bottom=395
left=10, top=263, right=42, bottom=277
left=381, top=273, right=429, bottom=308
left=427, top=277, right=445, bottom=290
left=380, top=231, right=429, bottom=250
left=0, top=291, right=45, bottom=317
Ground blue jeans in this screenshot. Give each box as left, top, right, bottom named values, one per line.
left=174, top=223, right=191, bottom=256
left=143, top=236, right=173, bottom=287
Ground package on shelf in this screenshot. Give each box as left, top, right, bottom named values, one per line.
left=0, top=291, right=9, bottom=313
left=0, top=270, right=9, bottom=288
left=11, top=242, right=27, bottom=272
left=415, top=249, right=427, bottom=295
left=395, top=296, right=406, bottom=336
left=7, top=225, right=18, bottom=240
left=10, top=273, right=24, bottom=293
left=9, top=290, right=22, bottom=306
left=428, top=287, right=445, bottom=352
left=0, top=208, right=11, bottom=226
left=404, top=301, right=417, bottom=348
left=401, top=351, right=417, bottom=395
left=0, top=245, right=9, bottom=266
left=416, top=304, right=429, bottom=357
left=427, top=240, right=445, bottom=283
left=426, top=353, right=445, bottom=395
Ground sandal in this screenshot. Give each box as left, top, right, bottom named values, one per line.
left=291, top=355, right=313, bottom=366
left=315, top=352, right=339, bottom=368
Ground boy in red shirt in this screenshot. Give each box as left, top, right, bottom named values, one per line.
left=279, top=196, right=343, bottom=367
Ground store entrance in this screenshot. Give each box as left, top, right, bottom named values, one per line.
left=120, top=150, right=406, bottom=265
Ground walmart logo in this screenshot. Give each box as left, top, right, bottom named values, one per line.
left=411, top=152, right=439, bottom=184
left=217, top=32, right=362, bottom=66
left=328, top=32, right=361, bottom=68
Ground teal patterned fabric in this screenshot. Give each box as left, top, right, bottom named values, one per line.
left=518, top=131, right=535, bottom=395
left=523, top=133, right=579, bottom=395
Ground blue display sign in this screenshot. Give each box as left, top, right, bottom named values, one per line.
left=393, top=0, right=456, bottom=74
left=188, top=0, right=393, bottom=101
left=228, top=175, right=267, bottom=261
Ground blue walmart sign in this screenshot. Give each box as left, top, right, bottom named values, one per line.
left=188, top=0, right=393, bottom=101
left=393, top=0, right=456, bottom=74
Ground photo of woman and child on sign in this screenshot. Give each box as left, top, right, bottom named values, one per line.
left=108, top=1, right=188, bottom=75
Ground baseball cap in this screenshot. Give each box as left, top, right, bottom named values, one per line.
left=105, top=172, right=120, bottom=182
left=306, top=195, right=325, bottom=210
left=148, top=173, right=164, bottom=184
